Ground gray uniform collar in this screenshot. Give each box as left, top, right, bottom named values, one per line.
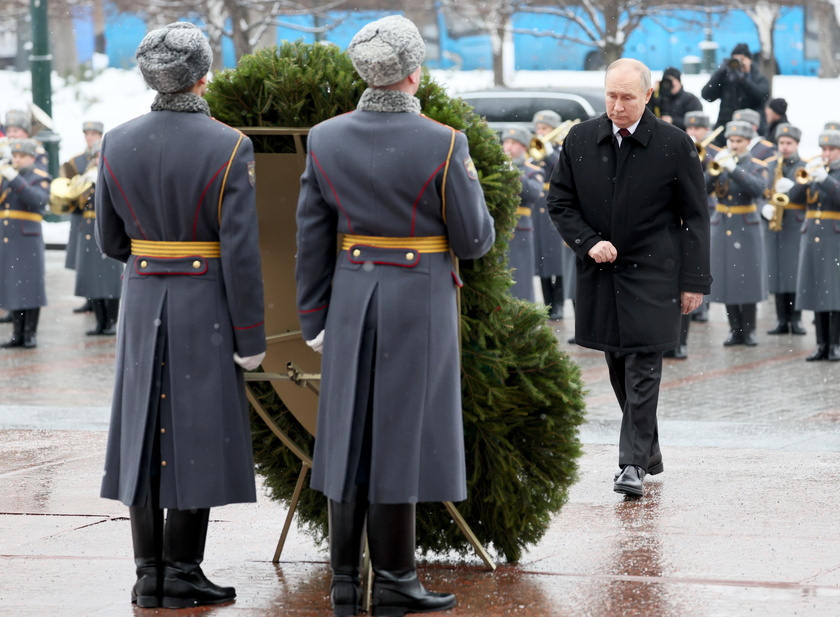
left=151, top=92, right=211, bottom=116
left=356, top=88, right=421, bottom=114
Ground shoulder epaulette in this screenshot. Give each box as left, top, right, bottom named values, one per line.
left=524, top=161, right=542, bottom=172
left=751, top=157, right=769, bottom=167
left=33, top=168, right=49, bottom=177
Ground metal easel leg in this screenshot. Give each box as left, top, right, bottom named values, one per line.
left=444, top=501, right=496, bottom=571
left=272, top=462, right=311, bottom=563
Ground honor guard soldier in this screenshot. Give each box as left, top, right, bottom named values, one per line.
left=296, top=15, right=494, bottom=616
left=531, top=110, right=567, bottom=318
left=96, top=22, right=266, bottom=608
left=761, top=123, right=807, bottom=335
left=732, top=108, right=776, bottom=162
left=62, top=120, right=104, bottom=314
left=707, top=120, right=769, bottom=346
left=2, top=110, right=49, bottom=171
left=502, top=126, right=541, bottom=302
left=0, top=139, right=50, bottom=348
left=794, top=130, right=840, bottom=361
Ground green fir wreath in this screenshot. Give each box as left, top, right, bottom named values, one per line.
left=206, top=40, right=586, bottom=563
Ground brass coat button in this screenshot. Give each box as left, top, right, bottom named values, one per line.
left=352, top=249, right=361, bottom=257
left=161, top=460, right=167, bottom=467
left=85, top=234, right=91, bottom=240
left=161, top=393, right=167, bottom=399
left=193, top=260, right=201, bottom=269
left=3, top=237, right=8, bottom=243
left=3, top=220, right=7, bottom=226
left=727, top=212, right=732, bottom=218
left=815, top=237, right=821, bottom=243
left=140, top=260, right=147, bottom=268
left=160, top=428, right=166, bottom=434
left=726, top=230, right=732, bottom=236
left=406, top=252, right=415, bottom=261
left=815, top=219, right=821, bottom=225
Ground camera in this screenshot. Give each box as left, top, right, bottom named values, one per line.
left=725, top=57, right=743, bottom=72
left=659, top=77, right=672, bottom=97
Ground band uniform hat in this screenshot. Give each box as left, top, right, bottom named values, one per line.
left=5, top=109, right=31, bottom=134
left=136, top=22, right=213, bottom=94
left=532, top=110, right=561, bottom=129
left=824, top=121, right=840, bottom=131
left=9, top=138, right=38, bottom=157
left=501, top=126, right=531, bottom=148
left=662, top=66, right=681, bottom=82
left=767, top=98, right=787, bottom=116
left=731, top=43, right=752, bottom=59
left=83, top=120, right=104, bottom=134
left=774, top=123, right=801, bottom=143
left=732, top=108, right=760, bottom=128
left=347, top=15, right=425, bottom=87
left=725, top=120, right=754, bottom=140
left=684, top=111, right=710, bottom=129
left=819, top=130, right=840, bottom=149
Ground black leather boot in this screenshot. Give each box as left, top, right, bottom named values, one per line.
left=73, top=298, right=93, bottom=313
left=102, top=299, right=119, bottom=335
left=87, top=299, right=107, bottom=335
left=161, top=508, right=235, bottom=608
left=790, top=306, right=807, bottom=335
left=724, top=305, right=743, bottom=346
left=329, top=495, right=368, bottom=616
left=828, top=312, right=840, bottom=361
left=368, top=503, right=455, bottom=617
left=22, top=308, right=39, bottom=348
left=767, top=294, right=790, bottom=334
left=806, top=312, right=829, bottom=361
left=129, top=489, right=164, bottom=607
left=741, top=304, right=758, bottom=346
left=0, top=311, right=25, bottom=348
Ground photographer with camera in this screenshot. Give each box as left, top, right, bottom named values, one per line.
left=701, top=43, right=770, bottom=146
left=647, top=67, right=702, bottom=131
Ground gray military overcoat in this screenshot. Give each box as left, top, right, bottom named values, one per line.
left=533, top=151, right=565, bottom=277
left=508, top=159, right=541, bottom=302
left=295, top=89, right=495, bottom=505
left=96, top=100, right=266, bottom=510
left=0, top=165, right=50, bottom=310
left=764, top=156, right=806, bottom=294
left=74, top=193, right=123, bottom=299
left=62, top=151, right=92, bottom=271
left=706, top=157, right=769, bottom=305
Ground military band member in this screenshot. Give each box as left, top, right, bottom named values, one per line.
left=825, top=122, right=840, bottom=131
left=794, top=130, right=840, bottom=361
left=63, top=120, right=104, bottom=313
left=761, top=123, right=807, bottom=335
left=2, top=110, right=49, bottom=171
left=502, top=126, right=541, bottom=302
left=295, top=16, right=494, bottom=616
left=707, top=120, right=769, bottom=346
left=0, top=139, right=50, bottom=348
left=531, top=110, right=567, bottom=319
left=96, top=22, right=266, bottom=608
left=732, top=108, right=776, bottom=162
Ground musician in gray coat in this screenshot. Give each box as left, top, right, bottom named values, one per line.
left=95, top=23, right=265, bottom=609
left=706, top=120, right=769, bottom=346
left=0, top=138, right=49, bottom=348
left=295, top=16, right=494, bottom=617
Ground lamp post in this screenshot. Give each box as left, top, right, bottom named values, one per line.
left=30, top=0, right=60, bottom=178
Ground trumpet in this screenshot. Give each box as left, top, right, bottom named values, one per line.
left=695, top=125, right=724, bottom=160
left=795, top=158, right=829, bottom=184
left=528, top=119, right=580, bottom=161
left=768, top=192, right=790, bottom=232
left=708, top=150, right=739, bottom=176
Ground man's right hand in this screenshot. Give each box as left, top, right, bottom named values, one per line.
left=588, top=240, right=618, bottom=263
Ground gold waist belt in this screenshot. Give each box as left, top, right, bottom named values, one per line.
left=341, top=234, right=449, bottom=253
left=806, top=211, right=840, bottom=220
left=715, top=204, right=757, bottom=214
left=785, top=203, right=806, bottom=210
left=83, top=211, right=96, bottom=219
left=0, top=209, right=43, bottom=222
left=516, top=207, right=532, bottom=217
left=131, top=239, right=221, bottom=258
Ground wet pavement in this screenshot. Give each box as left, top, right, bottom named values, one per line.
left=1, top=250, right=839, bottom=616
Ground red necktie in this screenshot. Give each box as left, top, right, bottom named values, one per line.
left=617, top=128, right=630, bottom=149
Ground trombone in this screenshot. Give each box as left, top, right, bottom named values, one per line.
left=795, top=158, right=829, bottom=184
left=695, top=125, right=724, bottom=160
left=708, top=150, right=739, bottom=176
left=528, top=119, right=580, bottom=161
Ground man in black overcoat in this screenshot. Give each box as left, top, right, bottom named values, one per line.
left=547, top=58, right=711, bottom=497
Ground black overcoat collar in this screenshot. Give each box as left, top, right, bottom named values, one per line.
left=596, top=108, right=657, bottom=149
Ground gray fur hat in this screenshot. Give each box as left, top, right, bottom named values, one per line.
left=774, top=123, right=801, bottom=143
left=5, top=110, right=31, bottom=134
left=732, top=108, right=760, bottom=128
left=10, top=138, right=37, bottom=157
left=347, top=15, right=425, bottom=87
left=82, top=120, right=104, bottom=134
left=532, top=110, right=561, bottom=129
left=136, top=22, right=212, bottom=94
left=501, top=126, right=532, bottom=148
left=819, top=130, right=840, bottom=149
left=725, top=120, right=754, bottom=140
left=684, top=111, right=710, bottom=129
left=824, top=121, right=840, bottom=131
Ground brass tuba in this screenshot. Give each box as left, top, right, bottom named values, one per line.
left=49, top=174, right=92, bottom=214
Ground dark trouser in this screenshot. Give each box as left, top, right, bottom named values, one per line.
left=605, top=351, right=662, bottom=470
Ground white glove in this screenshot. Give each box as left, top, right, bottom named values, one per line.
left=774, top=177, right=794, bottom=194
left=761, top=203, right=776, bottom=221
left=306, top=329, right=325, bottom=354
left=82, top=167, right=98, bottom=184
left=810, top=164, right=828, bottom=184
left=234, top=351, right=265, bottom=371
left=0, top=164, right=18, bottom=181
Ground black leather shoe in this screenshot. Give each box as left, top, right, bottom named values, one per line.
left=548, top=307, right=564, bottom=320
left=723, top=331, right=743, bottom=346
left=371, top=572, right=456, bottom=616
left=790, top=320, right=807, bottom=335
left=829, top=345, right=840, bottom=362
left=614, top=452, right=663, bottom=480
left=73, top=299, right=93, bottom=313
left=663, top=345, right=687, bottom=359
left=766, top=321, right=790, bottom=335
left=567, top=337, right=576, bottom=345
left=806, top=345, right=828, bottom=361
left=742, top=331, right=758, bottom=346
left=614, top=465, right=645, bottom=497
